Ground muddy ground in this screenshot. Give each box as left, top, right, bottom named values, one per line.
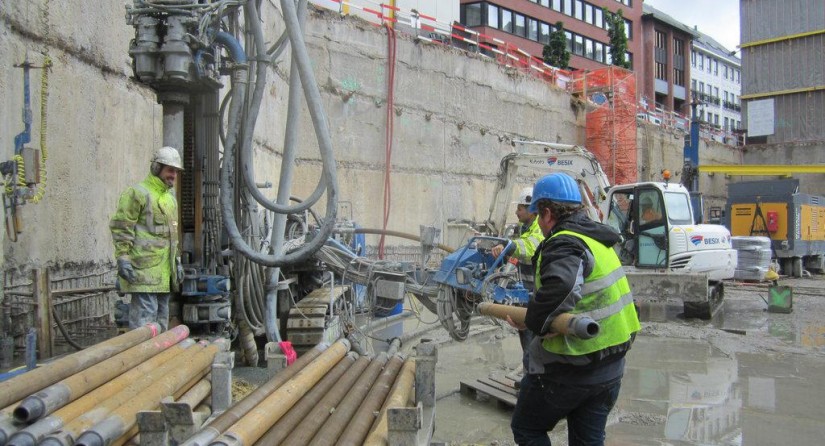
left=393, top=275, right=825, bottom=445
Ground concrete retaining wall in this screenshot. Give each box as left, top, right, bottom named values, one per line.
left=1, top=2, right=726, bottom=278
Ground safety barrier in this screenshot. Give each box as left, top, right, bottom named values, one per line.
left=316, top=0, right=573, bottom=89
left=636, top=104, right=741, bottom=146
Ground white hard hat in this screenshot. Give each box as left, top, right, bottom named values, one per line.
left=514, top=187, right=533, bottom=206
left=152, top=146, right=184, bottom=171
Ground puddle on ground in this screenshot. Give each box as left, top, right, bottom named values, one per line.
left=429, top=328, right=825, bottom=445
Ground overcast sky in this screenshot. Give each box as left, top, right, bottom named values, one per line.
left=644, top=0, right=741, bottom=52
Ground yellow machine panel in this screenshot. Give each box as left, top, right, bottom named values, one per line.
left=800, top=204, right=825, bottom=242
left=729, top=202, right=788, bottom=240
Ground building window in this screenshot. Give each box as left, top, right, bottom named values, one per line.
left=724, top=117, right=729, bottom=130
left=553, top=0, right=562, bottom=12
left=654, top=31, right=667, bottom=81
left=595, top=42, right=604, bottom=62
left=565, top=31, right=573, bottom=52
left=691, top=50, right=696, bottom=67
left=586, top=39, right=594, bottom=59
left=462, top=3, right=482, bottom=27
left=723, top=64, right=728, bottom=79
left=674, top=67, right=684, bottom=86
left=624, top=19, right=632, bottom=39
left=539, top=22, right=550, bottom=44
left=564, top=0, right=573, bottom=16
left=574, top=34, right=584, bottom=55
left=692, top=79, right=697, bottom=90
left=487, top=4, right=499, bottom=28
left=501, top=9, right=513, bottom=33
left=707, top=57, right=712, bottom=72
left=528, top=18, right=538, bottom=40
left=594, top=8, right=603, bottom=28
left=698, top=53, right=704, bottom=70
left=514, top=13, right=526, bottom=36
left=585, top=3, right=593, bottom=24
left=575, top=0, right=584, bottom=20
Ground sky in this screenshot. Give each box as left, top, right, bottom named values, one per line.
left=644, top=0, right=741, bottom=53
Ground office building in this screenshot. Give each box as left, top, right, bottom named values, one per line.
left=458, top=0, right=643, bottom=71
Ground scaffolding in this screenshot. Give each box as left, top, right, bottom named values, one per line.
left=570, top=66, right=638, bottom=186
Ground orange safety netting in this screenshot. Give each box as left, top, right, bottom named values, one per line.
left=570, top=66, right=637, bottom=186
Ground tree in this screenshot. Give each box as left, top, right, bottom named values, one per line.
left=605, top=8, right=630, bottom=69
left=542, top=21, right=570, bottom=69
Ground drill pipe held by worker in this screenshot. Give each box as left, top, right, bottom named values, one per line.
left=477, top=302, right=600, bottom=338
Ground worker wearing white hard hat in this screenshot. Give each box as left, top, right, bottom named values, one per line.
left=110, top=146, right=184, bottom=331
left=491, top=186, right=545, bottom=372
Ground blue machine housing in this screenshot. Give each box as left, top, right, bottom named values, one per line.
left=434, top=236, right=529, bottom=305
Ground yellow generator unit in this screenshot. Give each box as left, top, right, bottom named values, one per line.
left=726, top=179, right=825, bottom=277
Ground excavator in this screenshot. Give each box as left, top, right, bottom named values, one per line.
left=434, top=142, right=737, bottom=340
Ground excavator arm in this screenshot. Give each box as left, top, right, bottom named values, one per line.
left=485, top=142, right=612, bottom=234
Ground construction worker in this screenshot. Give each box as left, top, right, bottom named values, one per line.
left=491, top=187, right=544, bottom=369
left=640, top=196, right=662, bottom=225
left=509, top=172, right=640, bottom=446
left=110, top=146, right=184, bottom=331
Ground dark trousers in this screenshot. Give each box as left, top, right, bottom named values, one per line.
left=511, top=374, right=622, bottom=446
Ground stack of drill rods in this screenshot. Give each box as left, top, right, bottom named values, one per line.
left=0, top=324, right=161, bottom=411
left=306, top=351, right=390, bottom=445
left=111, top=373, right=215, bottom=446
left=179, top=343, right=328, bottom=446
left=363, top=358, right=416, bottom=446
left=35, top=338, right=222, bottom=446
left=72, top=338, right=227, bottom=446
left=336, top=354, right=405, bottom=445
left=255, top=352, right=360, bottom=445
left=209, top=339, right=351, bottom=446
left=7, top=334, right=193, bottom=446
left=275, top=356, right=373, bottom=446
left=0, top=324, right=161, bottom=444
left=15, top=325, right=191, bottom=424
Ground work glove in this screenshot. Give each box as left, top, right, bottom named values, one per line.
left=117, top=258, right=137, bottom=284
left=176, top=258, right=185, bottom=285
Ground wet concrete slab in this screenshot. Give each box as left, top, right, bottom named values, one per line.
left=422, top=276, right=825, bottom=445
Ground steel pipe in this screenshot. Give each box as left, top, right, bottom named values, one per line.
left=0, top=402, right=22, bottom=445
left=308, top=352, right=389, bottom=445
left=337, top=354, right=404, bottom=445
left=0, top=324, right=160, bottom=409
left=477, top=303, right=600, bottom=338
left=7, top=340, right=192, bottom=446
left=364, top=358, right=416, bottom=445
left=256, top=352, right=357, bottom=445
left=13, top=325, right=189, bottom=423
left=209, top=339, right=350, bottom=446
left=39, top=342, right=206, bottom=446
left=178, top=342, right=327, bottom=446
left=74, top=339, right=227, bottom=446
left=279, top=356, right=372, bottom=446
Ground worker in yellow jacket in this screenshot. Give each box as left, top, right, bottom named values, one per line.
left=491, top=187, right=545, bottom=369
left=110, top=146, right=184, bottom=331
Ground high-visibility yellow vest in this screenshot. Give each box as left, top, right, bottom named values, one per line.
left=536, top=229, right=640, bottom=356
left=512, top=217, right=543, bottom=265
left=110, top=174, right=179, bottom=293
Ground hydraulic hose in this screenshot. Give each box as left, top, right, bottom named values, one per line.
left=335, top=227, right=456, bottom=253
left=218, top=0, right=339, bottom=267
left=240, top=0, right=327, bottom=215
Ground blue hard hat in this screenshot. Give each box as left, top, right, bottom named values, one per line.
left=528, top=173, right=582, bottom=213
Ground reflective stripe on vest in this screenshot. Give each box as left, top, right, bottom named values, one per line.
left=538, top=229, right=640, bottom=356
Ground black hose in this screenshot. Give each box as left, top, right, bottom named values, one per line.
left=51, top=308, right=83, bottom=351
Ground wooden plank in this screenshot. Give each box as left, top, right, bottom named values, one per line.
left=32, top=268, right=53, bottom=359
left=459, top=379, right=518, bottom=407
left=487, top=373, right=518, bottom=390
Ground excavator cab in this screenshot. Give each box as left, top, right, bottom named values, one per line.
left=606, top=187, right=669, bottom=268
